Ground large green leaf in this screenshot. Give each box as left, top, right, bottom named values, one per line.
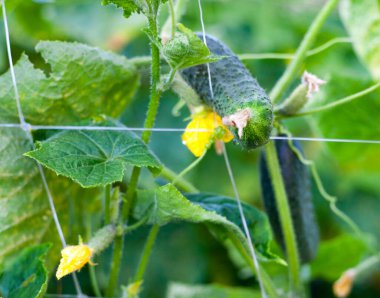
left=0, top=128, right=60, bottom=267
left=0, top=41, right=139, bottom=125
left=0, top=127, right=100, bottom=270
left=133, top=184, right=279, bottom=261
left=311, top=234, right=368, bottom=280
left=186, top=193, right=272, bottom=259
left=25, top=121, right=161, bottom=188
left=0, top=244, right=50, bottom=298
left=312, top=74, right=380, bottom=171
left=340, top=0, right=380, bottom=80
left=167, top=283, right=261, bottom=298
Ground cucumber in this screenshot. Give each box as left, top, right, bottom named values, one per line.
left=180, top=34, right=273, bottom=149
left=259, top=137, right=319, bottom=263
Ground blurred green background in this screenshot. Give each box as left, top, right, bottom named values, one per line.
left=1, top=0, right=380, bottom=297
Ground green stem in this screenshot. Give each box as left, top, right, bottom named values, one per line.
left=89, top=266, right=102, bottom=297
left=106, top=235, right=123, bottom=298
left=228, top=231, right=280, bottom=298
left=85, top=211, right=102, bottom=297
left=134, top=224, right=160, bottom=282
left=108, top=15, right=163, bottom=295
left=168, top=0, right=175, bottom=39
left=105, top=185, right=111, bottom=225
left=159, top=166, right=199, bottom=192
left=264, top=141, right=302, bottom=295
left=142, top=19, right=162, bottom=144
left=121, top=167, right=142, bottom=222
left=278, top=126, right=361, bottom=235
left=238, top=37, right=351, bottom=61
left=354, top=254, right=380, bottom=277
left=269, top=0, right=339, bottom=104
left=161, top=68, right=177, bottom=91
left=172, top=152, right=206, bottom=187
left=287, top=82, right=380, bottom=118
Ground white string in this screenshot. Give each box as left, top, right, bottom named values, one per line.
left=197, top=1, right=267, bottom=297
left=221, top=143, right=267, bottom=296
left=271, top=135, right=380, bottom=144
left=0, top=0, right=84, bottom=296
left=2, top=123, right=380, bottom=144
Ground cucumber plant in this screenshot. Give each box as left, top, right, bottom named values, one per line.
left=0, top=0, right=380, bottom=298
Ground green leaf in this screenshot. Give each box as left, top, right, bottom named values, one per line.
left=311, top=234, right=368, bottom=280
left=186, top=193, right=273, bottom=260
left=133, top=184, right=280, bottom=261
left=313, top=74, right=380, bottom=171
left=101, top=0, right=143, bottom=18
left=25, top=121, right=161, bottom=188
left=102, top=0, right=168, bottom=18
left=0, top=127, right=100, bottom=271
left=0, top=41, right=139, bottom=125
left=162, top=24, right=222, bottom=70
left=340, top=0, right=380, bottom=80
left=167, top=283, right=261, bottom=298
left=0, top=244, right=50, bottom=298
left=0, top=128, right=60, bottom=268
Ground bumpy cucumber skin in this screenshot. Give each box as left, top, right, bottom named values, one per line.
left=259, top=138, right=319, bottom=263
left=181, top=34, right=273, bottom=149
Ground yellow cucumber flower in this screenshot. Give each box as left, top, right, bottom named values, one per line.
left=182, top=111, right=233, bottom=157
left=56, top=243, right=94, bottom=280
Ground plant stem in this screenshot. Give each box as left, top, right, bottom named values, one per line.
left=134, top=224, right=160, bottom=282
left=85, top=211, right=102, bottom=297
left=354, top=254, right=380, bottom=277
left=269, top=0, right=339, bottom=104
left=287, top=82, right=380, bottom=118
left=238, top=37, right=351, bottom=61
left=89, top=266, right=102, bottom=297
left=141, top=19, right=162, bottom=144
left=121, top=167, right=142, bottom=221
left=158, top=166, right=199, bottom=193
left=105, top=185, right=111, bottom=225
left=107, top=15, right=163, bottom=295
left=264, top=141, right=302, bottom=295
left=173, top=152, right=206, bottom=187
left=228, top=231, right=280, bottom=298
left=106, top=234, right=123, bottom=298
left=168, top=0, right=175, bottom=39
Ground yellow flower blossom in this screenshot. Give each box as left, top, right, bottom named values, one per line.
left=182, top=111, right=233, bottom=157
left=56, top=244, right=94, bottom=280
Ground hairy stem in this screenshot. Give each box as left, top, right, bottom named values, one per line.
left=105, top=185, right=111, bottom=225
left=270, top=0, right=339, bottom=104
left=264, top=141, right=302, bottom=295
left=134, top=224, right=161, bottom=282
left=228, top=231, right=280, bottom=298
left=108, top=15, right=162, bottom=295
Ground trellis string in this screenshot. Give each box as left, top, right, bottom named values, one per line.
left=197, top=0, right=268, bottom=297
left=0, top=0, right=84, bottom=295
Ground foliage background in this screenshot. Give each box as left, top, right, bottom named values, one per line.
left=1, top=0, right=379, bottom=297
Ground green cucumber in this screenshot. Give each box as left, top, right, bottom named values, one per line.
left=180, top=34, right=273, bottom=149
left=259, top=137, right=319, bottom=263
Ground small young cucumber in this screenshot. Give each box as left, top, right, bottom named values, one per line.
left=259, top=137, right=319, bottom=263
left=181, top=34, right=273, bottom=149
